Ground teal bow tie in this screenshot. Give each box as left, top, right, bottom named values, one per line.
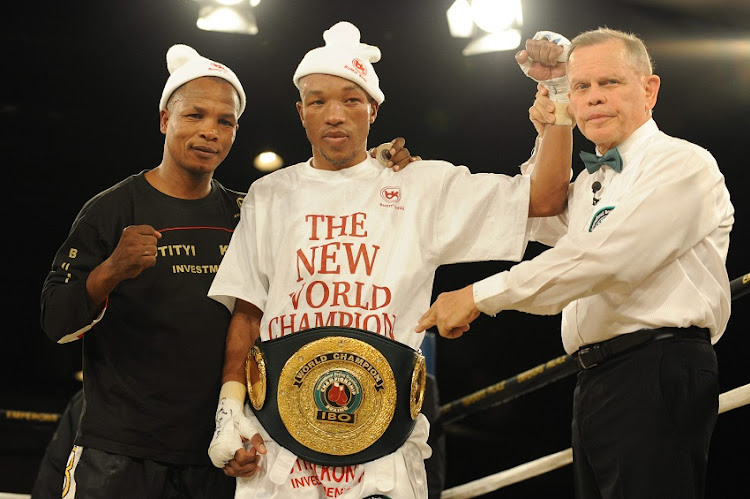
left=580, top=148, right=623, bottom=174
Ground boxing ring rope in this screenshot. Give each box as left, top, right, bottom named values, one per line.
left=439, top=383, right=750, bottom=499
left=438, top=271, right=750, bottom=498
left=1, top=273, right=748, bottom=498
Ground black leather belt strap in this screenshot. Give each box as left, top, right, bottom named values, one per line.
left=577, top=326, right=710, bottom=370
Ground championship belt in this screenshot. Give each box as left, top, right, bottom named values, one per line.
left=246, top=326, right=426, bottom=466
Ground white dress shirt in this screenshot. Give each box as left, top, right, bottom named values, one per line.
left=473, top=119, right=735, bottom=353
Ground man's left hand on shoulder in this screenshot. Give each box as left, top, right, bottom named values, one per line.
left=371, top=137, right=422, bottom=171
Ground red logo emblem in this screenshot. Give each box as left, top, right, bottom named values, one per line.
left=380, top=186, right=401, bottom=204
left=208, top=62, right=227, bottom=73
left=352, top=58, right=367, bottom=76
left=327, top=382, right=350, bottom=406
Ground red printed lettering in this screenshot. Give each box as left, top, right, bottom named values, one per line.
left=296, top=247, right=316, bottom=282
left=306, top=281, right=330, bottom=308
left=350, top=212, right=367, bottom=237
left=305, top=214, right=326, bottom=241
left=268, top=311, right=396, bottom=338
left=343, top=243, right=379, bottom=276
left=319, top=242, right=341, bottom=274
left=297, top=243, right=379, bottom=281
left=304, top=213, right=368, bottom=241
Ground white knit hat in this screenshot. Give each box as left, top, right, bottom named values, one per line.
left=293, top=21, right=384, bottom=104
left=159, top=44, right=246, bottom=117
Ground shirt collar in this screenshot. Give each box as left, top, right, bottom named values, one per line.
left=595, top=118, right=659, bottom=170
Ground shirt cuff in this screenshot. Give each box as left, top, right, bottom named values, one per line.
left=520, top=136, right=543, bottom=175
left=473, top=271, right=511, bottom=317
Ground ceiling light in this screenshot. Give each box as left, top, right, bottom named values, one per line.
left=446, top=0, right=474, bottom=38
left=254, top=151, right=284, bottom=172
left=193, top=0, right=260, bottom=35
left=462, top=29, right=522, bottom=56
left=446, top=0, right=523, bottom=54
left=196, top=6, right=258, bottom=35
left=471, top=0, right=522, bottom=34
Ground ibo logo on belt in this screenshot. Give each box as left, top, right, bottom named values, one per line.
left=277, top=336, right=397, bottom=456
left=313, top=369, right=363, bottom=423
left=248, top=327, right=426, bottom=465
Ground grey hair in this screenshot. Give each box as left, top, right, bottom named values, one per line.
left=568, top=27, right=654, bottom=76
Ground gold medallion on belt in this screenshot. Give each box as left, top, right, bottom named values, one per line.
left=248, top=335, right=425, bottom=457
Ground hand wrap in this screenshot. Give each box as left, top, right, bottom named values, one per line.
left=208, top=381, right=259, bottom=468
left=518, top=30, right=572, bottom=125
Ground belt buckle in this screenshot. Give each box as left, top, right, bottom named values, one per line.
left=577, top=346, right=599, bottom=370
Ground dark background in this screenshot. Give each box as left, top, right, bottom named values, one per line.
left=2, top=0, right=749, bottom=496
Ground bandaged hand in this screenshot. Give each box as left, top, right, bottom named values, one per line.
left=208, top=381, right=259, bottom=469
left=516, top=31, right=572, bottom=125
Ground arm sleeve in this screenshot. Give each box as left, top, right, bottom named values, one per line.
left=520, top=135, right=573, bottom=246
left=40, top=211, right=113, bottom=343
left=208, top=191, right=268, bottom=313
left=474, top=146, right=731, bottom=316
left=429, top=161, right=531, bottom=265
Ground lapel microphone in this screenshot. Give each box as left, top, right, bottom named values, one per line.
left=592, top=181, right=602, bottom=206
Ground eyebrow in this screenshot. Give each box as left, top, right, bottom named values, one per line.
left=305, top=84, right=365, bottom=96
left=340, top=84, right=363, bottom=93
left=187, top=105, right=236, bottom=120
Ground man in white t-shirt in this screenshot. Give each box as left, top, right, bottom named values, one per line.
left=205, top=21, right=572, bottom=499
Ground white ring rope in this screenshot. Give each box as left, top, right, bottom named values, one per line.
left=440, top=383, right=750, bottom=499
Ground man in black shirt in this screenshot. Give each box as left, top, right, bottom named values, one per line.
left=40, top=43, right=249, bottom=499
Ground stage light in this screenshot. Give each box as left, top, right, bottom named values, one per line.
left=462, top=29, right=522, bottom=56
left=253, top=151, right=284, bottom=172
left=446, top=0, right=474, bottom=38
left=446, top=0, right=523, bottom=55
left=194, top=0, right=259, bottom=35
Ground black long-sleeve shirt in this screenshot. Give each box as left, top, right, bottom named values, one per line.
left=41, top=171, right=244, bottom=465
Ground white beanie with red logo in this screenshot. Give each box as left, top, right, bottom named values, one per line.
left=159, top=44, right=246, bottom=117
left=293, top=21, right=384, bottom=104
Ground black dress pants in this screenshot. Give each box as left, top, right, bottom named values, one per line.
left=572, top=335, right=718, bottom=499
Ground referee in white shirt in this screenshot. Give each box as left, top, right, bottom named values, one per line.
left=417, top=28, right=734, bottom=499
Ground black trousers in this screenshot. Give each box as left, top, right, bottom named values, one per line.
left=32, top=389, right=84, bottom=499
left=68, top=447, right=236, bottom=499
left=572, top=334, right=718, bottom=499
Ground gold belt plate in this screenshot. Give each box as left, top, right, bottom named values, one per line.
left=277, top=336, right=397, bottom=456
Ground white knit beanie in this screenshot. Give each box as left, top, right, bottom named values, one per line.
left=159, top=44, right=246, bottom=117
left=293, top=21, right=384, bottom=104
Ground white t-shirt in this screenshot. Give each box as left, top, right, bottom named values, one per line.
left=208, top=155, right=532, bottom=498
left=210, top=155, right=531, bottom=351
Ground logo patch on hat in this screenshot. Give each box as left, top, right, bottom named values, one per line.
left=207, top=62, right=227, bottom=73
left=589, top=206, right=614, bottom=232
left=352, top=58, right=367, bottom=76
